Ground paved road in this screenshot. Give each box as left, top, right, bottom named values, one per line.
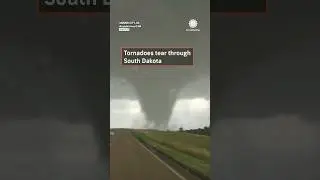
left=110, top=129, right=201, bottom=180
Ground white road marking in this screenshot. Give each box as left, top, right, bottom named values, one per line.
left=133, top=136, right=188, bottom=180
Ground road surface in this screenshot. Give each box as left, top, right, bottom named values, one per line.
left=110, top=129, right=202, bottom=180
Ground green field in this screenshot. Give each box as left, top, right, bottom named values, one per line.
left=133, top=130, right=210, bottom=178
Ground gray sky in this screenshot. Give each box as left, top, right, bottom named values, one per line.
left=110, top=0, right=210, bottom=129
left=110, top=98, right=210, bottom=130
left=110, top=76, right=210, bottom=129
left=1, top=0, right=320, bottom=179
left=210, top=13, right=320, bottom=180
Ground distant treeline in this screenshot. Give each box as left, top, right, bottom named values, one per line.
left=178, top=126, right=210, bottom=136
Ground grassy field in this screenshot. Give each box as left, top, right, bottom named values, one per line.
left=133, top=130, right=210, bottom=178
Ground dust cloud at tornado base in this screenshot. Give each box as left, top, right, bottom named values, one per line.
left=0, top=119, right=107, bottom=179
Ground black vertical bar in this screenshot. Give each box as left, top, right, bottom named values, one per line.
left=211, top=0, right=267, bottom=12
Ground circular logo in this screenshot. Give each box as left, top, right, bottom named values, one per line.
left=188, top=19, right=198, bottom=28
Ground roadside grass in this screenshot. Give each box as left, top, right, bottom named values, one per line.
left=133, top=130, right=210, bottom=178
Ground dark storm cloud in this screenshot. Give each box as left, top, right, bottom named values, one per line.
left=211, top=10, right=320, bottom=180
left=0, top=120, right=107, bottom=179
left=211, top=14, right=320, bottom=118
left=1, top=0, right=320, bottom=179
left=110, top=0, right=210, bottom=128
left=110, top=76, right=210, bottom=100
left=0, top=1, right=109, bottom=179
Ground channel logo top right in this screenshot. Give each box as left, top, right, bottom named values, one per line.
left=186, top=18, right=200, bottom=32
